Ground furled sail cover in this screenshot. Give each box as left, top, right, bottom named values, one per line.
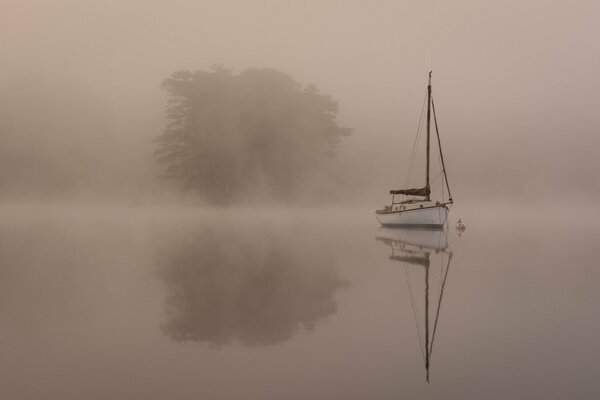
left=389, top=186, right=431, bottom=196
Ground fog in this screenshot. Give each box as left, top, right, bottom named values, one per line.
left=2, top=0, right=598, bottom=206
left=2, top=202, right=599, bottom=399
left=3, top=3, right=600, bottom=398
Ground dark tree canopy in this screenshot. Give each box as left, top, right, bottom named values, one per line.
left=155, top=66, right=351, bottom=203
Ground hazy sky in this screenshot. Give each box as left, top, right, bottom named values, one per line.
left=2, top=0, right=599, bottom=203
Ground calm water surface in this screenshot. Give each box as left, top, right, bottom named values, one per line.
left=1, top=205, right=598, bottom=399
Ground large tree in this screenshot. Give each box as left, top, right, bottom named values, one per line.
left=155, top=66, right=350, bottom=203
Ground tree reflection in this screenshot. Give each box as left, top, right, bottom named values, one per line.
left=157, top=226, right=346, bottom=347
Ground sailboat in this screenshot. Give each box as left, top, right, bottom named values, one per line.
left=376, top=72, right=453, bottom=227
left=376, top=228, right=453, bottom=382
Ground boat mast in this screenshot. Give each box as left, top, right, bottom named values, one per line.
left=425, top=71, right=432, bottom=201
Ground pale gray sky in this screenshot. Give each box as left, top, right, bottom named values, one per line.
left=1, top=0, right=599, bottom=203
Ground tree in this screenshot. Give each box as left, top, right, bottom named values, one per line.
left=155, top=66, right=351, bottom=203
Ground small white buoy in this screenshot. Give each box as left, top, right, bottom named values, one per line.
left=456, top=218, right=465, bottom=231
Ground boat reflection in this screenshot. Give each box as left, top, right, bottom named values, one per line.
left=376, top=228, right=453, bottom=383
left=156, top=225, right=346, bottom=347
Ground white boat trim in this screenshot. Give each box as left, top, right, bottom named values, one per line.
left=376, top=204, right=449, bottom=228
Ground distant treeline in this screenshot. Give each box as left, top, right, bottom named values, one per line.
left=0, top=77, right=148, bottom=201
left=155, top=66, right=351, bottom=203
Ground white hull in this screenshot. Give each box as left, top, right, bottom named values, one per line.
left=376, top=205, right=448, bottom=227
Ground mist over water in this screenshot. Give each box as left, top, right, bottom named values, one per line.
left=1, top=206, right=599, bottom=399
left=1, top=1, right=599, bottom=398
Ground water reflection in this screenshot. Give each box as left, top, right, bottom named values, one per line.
left=156, top=225, right=347, bottom=347
left=376, top=228, right=453, bottom=382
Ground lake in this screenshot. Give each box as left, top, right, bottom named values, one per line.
left=1, top=204, right=598, bottom=399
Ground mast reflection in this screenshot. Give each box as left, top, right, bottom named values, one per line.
left=376, top=228, right=453, bottom=383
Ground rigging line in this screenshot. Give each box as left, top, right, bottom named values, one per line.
left=436, top=256, right=444, bottom=304
left=405, top=90, right=428, bottom=188
left=405, top=91, right=427, bottom=188
left=441, top=157, right=445, bottom=200
left=429, top=252, right=453, bottom=355
left=430, top=171, right=444, bottom=184
left=433, top=116, right=444, bottom=199
left=435, top=254, right=445, bottom=328
left=404, top=264, right=426, bottom=362
left=431, top=96, right=453, bottom=201
left=428, top=171, right=445, bottom=196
